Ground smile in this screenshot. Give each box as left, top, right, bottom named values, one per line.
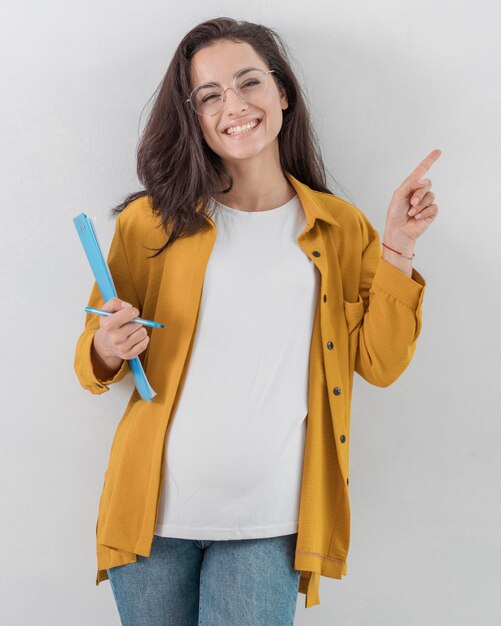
left=224, top=119, right=261, bottom=137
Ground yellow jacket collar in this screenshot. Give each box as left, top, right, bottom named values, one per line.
left=285, top=171, right=341, bottom=230
left=202, top=171, right=341, bottom=231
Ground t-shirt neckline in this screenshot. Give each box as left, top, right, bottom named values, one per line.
left=210, top=194, right=299, bottom=216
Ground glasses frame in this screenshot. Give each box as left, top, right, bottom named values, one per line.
left=186, top=68, right=276, bottom=117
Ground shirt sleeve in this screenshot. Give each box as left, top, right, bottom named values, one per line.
left=355, top=223, right=426, bottom=387
left=73, top=214, right=141, bottom=395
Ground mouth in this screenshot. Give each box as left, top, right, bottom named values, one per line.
left=223, top=118, right=262, bottom=138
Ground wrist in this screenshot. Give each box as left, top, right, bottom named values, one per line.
left=382, top=231, right=415, bottom=256
left=92, top=332, right=123, bottom=372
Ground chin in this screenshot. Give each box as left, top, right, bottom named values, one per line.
left=223, top=138, right=278, bottom=161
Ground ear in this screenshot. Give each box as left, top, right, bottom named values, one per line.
left=280, top=88, right=289, bottom=110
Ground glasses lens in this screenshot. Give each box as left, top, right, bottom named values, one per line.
left=192, top=84, right=224, bottom=117
left=235, top=69, right=267, bottom=101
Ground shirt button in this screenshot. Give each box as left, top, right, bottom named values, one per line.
left=340, top=434, right=346, bottom=443
left=312, top=250, right=321, bottom=257
left=327, top=341, right=334, bottom=349
left=333, top=387, right=342, bottom=396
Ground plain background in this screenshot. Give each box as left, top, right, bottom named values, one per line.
left=1, top=0, right=500, bottom=624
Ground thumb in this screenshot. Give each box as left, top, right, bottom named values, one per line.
left=101, top=297, right=132, bottom=312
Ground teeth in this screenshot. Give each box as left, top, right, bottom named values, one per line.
left=226, top=120, right=259, bottom=135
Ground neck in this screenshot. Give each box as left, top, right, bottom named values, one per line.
left=213, top=150, right=295, bottom=212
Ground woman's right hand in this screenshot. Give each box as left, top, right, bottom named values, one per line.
left=91, top=297, right=150, bottom=378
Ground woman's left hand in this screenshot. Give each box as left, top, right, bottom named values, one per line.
left=383, top=149, right=442, bottom=244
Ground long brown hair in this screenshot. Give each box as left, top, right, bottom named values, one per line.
left=111, top=17, right=336, bottom=258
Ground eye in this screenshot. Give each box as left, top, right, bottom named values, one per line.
left=202, top=93, right=220, bottom=102
left=241, top=80, right=260, bottom=88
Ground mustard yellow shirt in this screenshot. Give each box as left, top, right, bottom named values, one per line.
left=74, top=171, right=426, bottom=608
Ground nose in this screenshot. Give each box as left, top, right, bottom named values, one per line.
left=222, top=87, right=248, bottom=114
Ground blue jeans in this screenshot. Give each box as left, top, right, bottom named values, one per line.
left=107, top=533, right=301, bottom=625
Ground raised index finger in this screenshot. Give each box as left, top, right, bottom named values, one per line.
left=408, top=148, right=442, bottom=180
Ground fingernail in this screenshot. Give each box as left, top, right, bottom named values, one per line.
left=412, top=196, right=419, bottom=205
left=408, top=209, right=416, bottom=216
left=418, top=178, right=427, bottom=184
left=122, top=301, right=132, bottom=307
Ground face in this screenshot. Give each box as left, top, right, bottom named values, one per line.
left=189, top=39, right=288, bottom=166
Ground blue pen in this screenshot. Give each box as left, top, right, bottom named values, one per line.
left=84, top=306, right=165, bottom=329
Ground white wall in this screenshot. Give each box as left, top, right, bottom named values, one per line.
left=2, top=0, right=500, bottom=624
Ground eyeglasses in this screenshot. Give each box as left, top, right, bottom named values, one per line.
left=186, top=68, right=276, bottom=117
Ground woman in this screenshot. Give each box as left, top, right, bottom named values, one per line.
left=74, top=17, right=440, bottom=625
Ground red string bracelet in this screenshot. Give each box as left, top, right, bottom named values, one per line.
left=382, top=242, right=415, bottom=259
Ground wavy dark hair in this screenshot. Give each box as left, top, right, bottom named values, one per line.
left=110, top=17, right=336, bottom=257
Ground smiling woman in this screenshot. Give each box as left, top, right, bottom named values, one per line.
left=74, top=15, right=435, bottom=626
left=188, top=41, right=290, bottom=196
left=109, top=17, right=333, bottom=249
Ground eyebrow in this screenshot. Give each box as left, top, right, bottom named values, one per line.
left=195, top=66, right=262, bottom=89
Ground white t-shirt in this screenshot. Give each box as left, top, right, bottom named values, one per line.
left=154, top=192, right=320, bottom=540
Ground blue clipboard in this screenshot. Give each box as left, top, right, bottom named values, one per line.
left=73, top=212, right=156, bottom=401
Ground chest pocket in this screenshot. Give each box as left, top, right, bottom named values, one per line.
left=343, top=295, right=365, bottom=371
left=343, top=295, right=365, bottom=334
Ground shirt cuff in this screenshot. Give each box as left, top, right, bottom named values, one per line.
left=371, top=258, right=426, bottom=309
left=75, top=330, right=130, bottom=394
